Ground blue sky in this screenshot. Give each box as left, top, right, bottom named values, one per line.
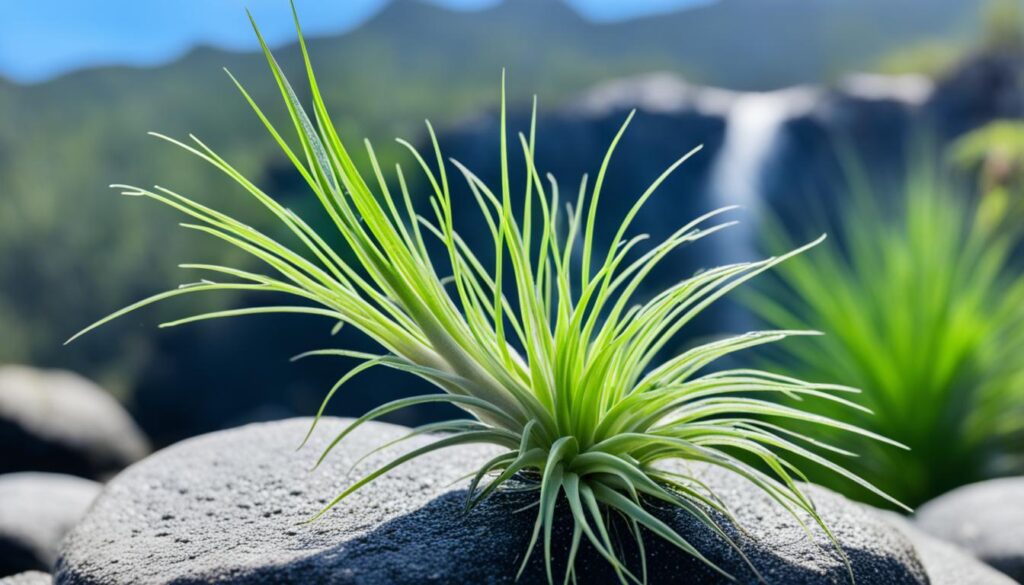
left=0, top=0, right=708, bottom=84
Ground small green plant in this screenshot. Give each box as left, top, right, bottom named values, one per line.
left=951, top=120, right=1024, bottom=224
left=70, top=6, right=903, bottom=583
left=749, top=166, right=1024, bottom=508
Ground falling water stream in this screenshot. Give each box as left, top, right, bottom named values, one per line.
left=705, top=87, right=820, bottom=264
left=702, top=87, right=819, bottom=332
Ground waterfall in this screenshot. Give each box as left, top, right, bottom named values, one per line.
left=702, top=87, right=818, bottom=333
left=706, top=87, right=819, bottom=264
left=704, top=77, right=929, bottom=265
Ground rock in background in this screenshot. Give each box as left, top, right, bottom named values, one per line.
left=914, top=477, right=1024, bottom=582
left=877, top=511, right=1017, bottom=585
left=0, top=366, right=149, bottom=479
left=0, top=473, right=100, bottom=577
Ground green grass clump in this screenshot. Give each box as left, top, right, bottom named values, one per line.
left=70, top=6, right=903, bottom=582
left=749, top=167, right=1024, bottom=508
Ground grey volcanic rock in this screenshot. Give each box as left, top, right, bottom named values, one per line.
left=57, top=417, right=926, bottom=584
left=915, top=477, right=1024, bottom=581
left=0, top=572, right=52, bottom=585
left=877, top=511, right=1015, bottom=585
left=0, top=366, right=149, bottom=479
left=0, top=473, right=100, bottom=576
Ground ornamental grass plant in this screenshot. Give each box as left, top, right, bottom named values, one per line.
left=70, top=6, right=903, bottom=583
left=748, top=164, right=1024, bottom=508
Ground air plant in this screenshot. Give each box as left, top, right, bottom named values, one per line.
left=69, top=6, right=904, bottom=583
left=748, top=165, right=1024, bottom=507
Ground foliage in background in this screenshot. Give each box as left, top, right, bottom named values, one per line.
left=867, top=0, right=1022, bottom=80
left=951, top=120, right=1024, bottom=225
left=72, top=8, right=905, bottom=582
left=872, top=40, right=965, bottom=78
left=981, top=0, right=1024, bottom=53
left=748, top=164, right=1024, bottom=508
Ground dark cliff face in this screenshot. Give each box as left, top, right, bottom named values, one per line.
left=927, top=52, right=1024, bottom=138
left=438, top=52, right=1023, bottom=259
left=437, top=75, right=900, bottom=272
left=435, top=74, right=731, bottom=340
left=438, top=74, right=729, bottom=296
left=768, top=53, right=1024, bottom=230
left=764, top=76, right=930, bottom=233
left=430, top=53, right=1022, bottom=336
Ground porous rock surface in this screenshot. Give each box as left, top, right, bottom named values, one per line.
left=57, top=417, right=927, bottom=584
left=0, top=366, right=149, bottom=479
left=915, top=477, right=1024, bottom=582
left=0, top=473, right=100, bottom=576
left=876, top=511, right=1015, bottom=585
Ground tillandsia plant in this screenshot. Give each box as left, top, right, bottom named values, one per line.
left=70, top=6, right=905, bottom=583
left=748, top=165, right=1024, bottom=508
